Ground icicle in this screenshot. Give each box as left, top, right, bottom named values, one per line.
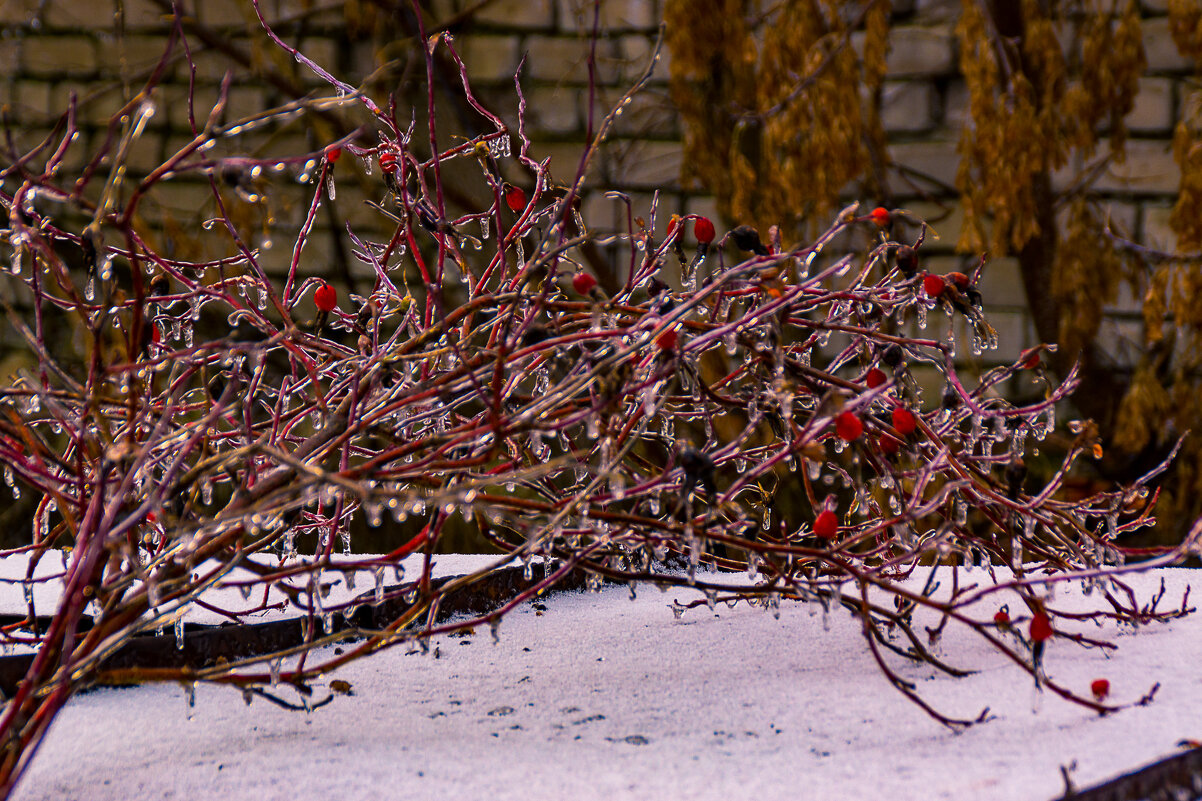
left=608, top=471, right=626, bottom=500
left=174, top=618, right=185, bottom=649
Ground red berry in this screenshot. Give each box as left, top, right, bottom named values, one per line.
left=923, top=273, right=946, bottom=298
left=878, top=434, right=900, bottom=457
left=378, top=150, right=398, bottom=174
left=813, top=509, right=839, bottom=540
left=693, top=216, right=716, bottom=244
left=666, top=215, right=680, bottom=239
left=864, top=368, right=886, bottom=389
left=572, top=272, right=597, bottom=295
left=1090, top=678, right=1110, bottom=701
left=891, top=406, right=917, bottom=436
left=150, top=323, right=161, bottom=344
left=326, top=146, right=342, bottom=163
left=505, top=185, right=526, bottom=212
left=655, top=329, right=678, bottom=351
left=994, top=609, right=1011, bottom=627
left=835, top=411, right=863, bottom=442
left=314, top=281, right=337, bottom=312
left=1029, top=611, right=1053, bottom=643
left=1020, top=349, right=1041, bottom=370
left=146, top=510, right=157, bottom=523
left=869, top=207, right=891, bottom=227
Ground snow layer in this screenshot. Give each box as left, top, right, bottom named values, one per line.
left=8, top=566, right=1201, bottom=801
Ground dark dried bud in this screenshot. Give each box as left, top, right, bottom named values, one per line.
left=355, top=298, right=377, bottom=333
left=149, top=272, right=169, bottom=298
left=941, top=387, right=960, bottom=410
left=729, top=225, right=769, bottom=256
left=882, top=344, right=904, bottom=369
left=680, top=447, right=717, bottom=499
left=895, top=245, right=918, bottom=278
left=646, top=277, right=670, bottom=297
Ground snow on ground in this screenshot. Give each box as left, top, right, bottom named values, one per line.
left=7, top=564, right=1202, bottom=801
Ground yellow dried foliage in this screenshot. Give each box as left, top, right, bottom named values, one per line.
left=1170, top=114, right=1202, bottom=250
left=956, top=0, right=1143, bottom=254
left=1063, top=1, right=1144, bottom=159
left=1051, top=201, right=1122, bottom=356
left=664, top=0, right=757, bottom=219
left=1113, top=364, right=1173, bottom=453
left=665, top=0, right=889, bottom=237
left=1142, top=265, right=1169, bottom=345
left=1169, top=0, right=1202, bottom=63
left=955, top=2, right=1045, bottom=252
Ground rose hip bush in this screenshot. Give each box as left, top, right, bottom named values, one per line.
left=0, top=4, right=1196, bottom=795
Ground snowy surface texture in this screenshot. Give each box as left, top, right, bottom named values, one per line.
left=7, top=563, right=1201, bottom=801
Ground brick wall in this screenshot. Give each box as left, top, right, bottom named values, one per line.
left=0, top=0, right=1194, bottom=369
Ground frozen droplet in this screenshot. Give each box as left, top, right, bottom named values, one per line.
left=84, top=277, right=94, bottom=301
left=174, top=618, right=185, bottom=649
left=489, top=616, right=501, bottom=643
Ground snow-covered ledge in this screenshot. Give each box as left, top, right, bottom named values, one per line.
left=10, top=563, right=1199, bottom=801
